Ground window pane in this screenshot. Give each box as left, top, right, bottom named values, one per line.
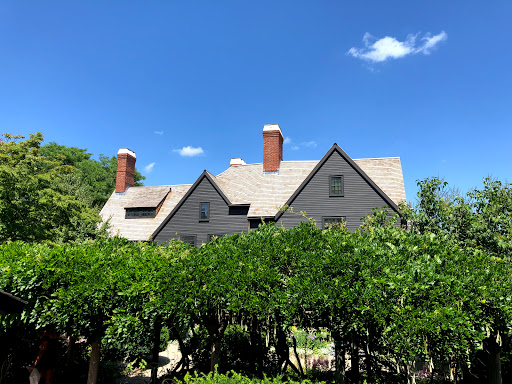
left=330, top=176, right=343, bottom=195
left=200, top=203, right=209, bottom=220
left=323, top=217, right=345, bottom=229
left=125, top=207, right=156, bottom=219
left=181, top=235, right=196, bottom=247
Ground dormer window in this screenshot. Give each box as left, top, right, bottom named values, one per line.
left=125, top=207, right=156, bottom=219
left=330, top=175, right=344, bottom=196
left=200, top=202, right=210, bottom=221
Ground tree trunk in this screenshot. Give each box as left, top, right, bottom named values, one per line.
left=171, top=326, right=190, bottom=371
left=365, top=342, right=372, bottom=382
left=405, top=360, right=416, bottom=384
left=333, top=333, right=346, bottom=384
left=203, top=311, right=229, bottom=373
left=250, top=316, right=263, bottom=376
left=211, top=339, right=221, bottom=372
left=150, top=317, right=162, bottom=384
left=87, top=339, right=101, bottom=384
left=486, top=336, right=502, bottom=384
left=291, top=335, right=304, bottom=376
left=350, top=334, right=360, bottom=384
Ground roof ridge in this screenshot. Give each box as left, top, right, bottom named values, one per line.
left=353, top=157, right=401, bottom=160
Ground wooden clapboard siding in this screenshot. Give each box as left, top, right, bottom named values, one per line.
left=153, top=175, right=248, bottom=246
left=276, top=149, right=398, bottom=231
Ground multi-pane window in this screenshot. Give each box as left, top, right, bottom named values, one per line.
left=207, top=234, right=225, bottom=242
left=180, top=235, right=196, bottom=247
left=323, top=216, right=346, bottom=229
left=200, top=202, right=210, bottom=221
left=125, top=207, right=156, bottom=219
left=330, top=176, right=344, bottom=196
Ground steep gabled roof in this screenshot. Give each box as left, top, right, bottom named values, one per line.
left=274, top=144, right=401, bottom=222
left=151, top=170, right=232, bottom=239
left=100, top=184, right=191, bottom=241
left=215, top=161, right=318, bottom=217
left=100, top=144, right=406, bottom=241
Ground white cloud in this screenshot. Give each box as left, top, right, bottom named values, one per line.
left=173, top=146, right=204, bottom=157
left=348, top=31, right=447, bottom=63
left=302, top=141, right=317, bottom=148
left=144, top=162, right=155, bottom=173
left=286, top=138, right=317, bottom=151
left=420, top=31, right=448, bottom=54
left=154, top=130, right=164, bottom=135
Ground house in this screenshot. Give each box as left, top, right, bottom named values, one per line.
left=100, top=124, right=406, bottom=246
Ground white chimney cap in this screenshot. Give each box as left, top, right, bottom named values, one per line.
left=263, top=124, right=282, bottom=134
left=230, top=158, right=246, bottom=166
left=117, top=148, right=136, bottom=158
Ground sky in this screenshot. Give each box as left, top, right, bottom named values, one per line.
left=1, top=1, right=511, bottom=203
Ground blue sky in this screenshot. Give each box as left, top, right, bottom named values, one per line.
left=1, top=1, right=511, bottom=203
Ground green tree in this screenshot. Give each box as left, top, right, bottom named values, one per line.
left=0, top=133, right=101, bottom=242
left=404, top=177, right=512, bottom=259
left=40, top=142, right=145, bottom=209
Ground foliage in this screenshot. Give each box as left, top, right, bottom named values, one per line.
left=0, top=133, right=102, bottom=242
left=291, top=328, right=330, bottom=356
left=1, top=176, right=512, bottom=383
left=404, top=176, right=512, bottom=259
left=176, top=369, right=324, bottom=384
left=0, top=237, right=190, bottom=383
left=40, top=142, right=145, bottom=209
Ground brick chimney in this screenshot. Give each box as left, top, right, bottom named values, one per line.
left=116, top=148, right=136, bottom=193
left=263, top=124, right=283, bottom=173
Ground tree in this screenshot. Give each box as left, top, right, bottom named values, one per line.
left=403, top=177, right=512, bottom=259
left=0, top=133, right=102, bottom=243
left=40, top=142, right=145, bottom=209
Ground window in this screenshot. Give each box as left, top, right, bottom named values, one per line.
left=330, top=175, right=344, bottom=196
left=249, top=218, right=273, bottom=230
left=125, top=207, right=156, bottom=219
left=207, top=234, right=225, bottom=242
left=199, top=202, right=210, bottom=221
left=322, top=216, right=346, bottom=229
left=180, top=235, right=196, bottom=247
left=228, top=205, right=249, bottom=215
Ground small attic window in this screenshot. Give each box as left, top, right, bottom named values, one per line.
left=199, top=202, right=210, bottom=221
left=125, top=207, right=156, bottom=219
left=330, top=175, right=344, bottom=196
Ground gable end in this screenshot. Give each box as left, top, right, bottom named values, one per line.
left=274, top=144, right=400, bottom=222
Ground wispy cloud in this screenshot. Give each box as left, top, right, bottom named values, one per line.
left=173, top=146, right=204, bottom=157
left=144, top=162, right=155, bottom=173
left=302, top=141, right=317, bottom=148
left=348, top=31, right=447, bottom=63
left=154, top=130, right=164, bottom=135
left=286, top=137, right=317, bottom=151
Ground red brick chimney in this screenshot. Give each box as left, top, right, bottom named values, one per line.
left=263, top=124, right=283, bottom=173
left=116, top=148, right=136, bottom=193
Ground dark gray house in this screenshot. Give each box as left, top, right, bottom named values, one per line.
left=100, top=124, right=406, bottom=246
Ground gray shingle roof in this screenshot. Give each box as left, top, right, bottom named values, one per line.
left=100, top=154, right=406, bottom=241
left=100, top=185, right=191, bottom=241
left=215, top=157, right=406, bottom=218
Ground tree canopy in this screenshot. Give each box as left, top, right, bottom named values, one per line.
left=40, top=142, right=145, bottom=209
left=0, top=133, right=145, bottom=243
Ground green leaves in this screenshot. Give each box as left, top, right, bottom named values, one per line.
left=1, top=207, right=511, bottom=377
